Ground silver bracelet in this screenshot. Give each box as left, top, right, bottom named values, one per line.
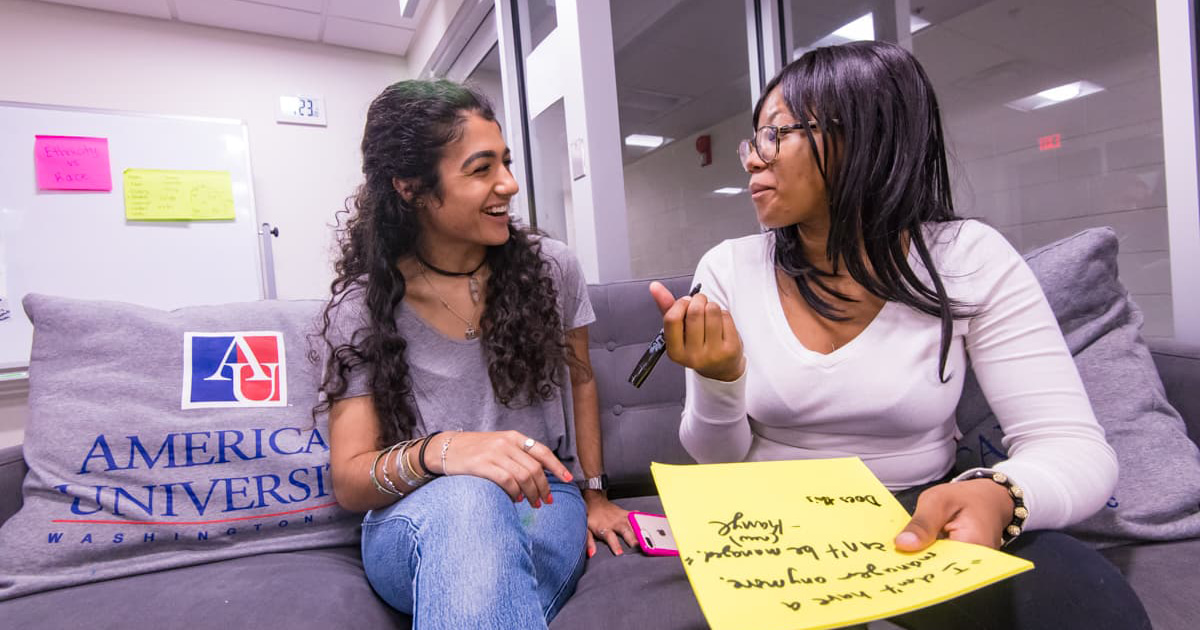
left=394, top=440, right=428, bottom=488
left=380, top=441, right=404, bottom=494
left=440, top=430, right=462, bottom=476
left=370, top=444, right=404, bottom=497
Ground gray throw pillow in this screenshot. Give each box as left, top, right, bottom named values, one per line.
left=0, top=295, right=360, bottom=600
left=956, top=227, right=1200, bottom=546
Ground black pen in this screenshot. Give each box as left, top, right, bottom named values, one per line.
left=628, top=283, right=702, bottom=388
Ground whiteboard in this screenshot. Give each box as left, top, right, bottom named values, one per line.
left=0, top=102, right=264, bottom=371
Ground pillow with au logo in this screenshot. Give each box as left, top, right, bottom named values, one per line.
left=0, top=294, right=359, bottom=600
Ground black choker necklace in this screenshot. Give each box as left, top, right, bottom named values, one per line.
left=415, top=252, right=486, bottom=277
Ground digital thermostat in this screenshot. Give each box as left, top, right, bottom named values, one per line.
left=276, top=95, right=327, bottom=126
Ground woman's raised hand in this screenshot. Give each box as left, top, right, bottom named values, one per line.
left=428, top=430, right=574, bottom=509
left=649, top=281, right=745, bottom=382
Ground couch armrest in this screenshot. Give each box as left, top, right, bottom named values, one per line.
left=0, top=443, right=26, bottom=527
left=1149, top=339, right=1200, bottom=446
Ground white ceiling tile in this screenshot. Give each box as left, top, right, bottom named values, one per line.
left=248, top=0, right=323, bottom=13
left=325, top=0, right=407, bottom=27
left=37, top=0, right=172, bottom=20
left=174, top=0, right=322, bottom=41
left=322, top=16, right=414, bottom=56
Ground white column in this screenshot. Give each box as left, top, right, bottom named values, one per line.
left=493, top=1, right=532, bottom=226
left=1157, top=0, right=1200, bottom=343
left=875, top=0, right=912, bottom=52
left=553, top=0, right=631, bottom=282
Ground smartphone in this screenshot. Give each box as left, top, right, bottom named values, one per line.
left=628, top=511, right=679, bottom=556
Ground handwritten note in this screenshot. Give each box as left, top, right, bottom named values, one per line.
left=652, top=459, right=1033, bottom=630
left=123, top=169, right=235, bottom=221
left=34, top=135, right=112, bottom=191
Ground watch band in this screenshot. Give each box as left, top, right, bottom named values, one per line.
left=581, top=473, right=609, bottom=491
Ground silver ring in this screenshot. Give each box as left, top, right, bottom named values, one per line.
left=522, top=437, right=536, bottom=452
left=597, top=528, right=607, bottom=536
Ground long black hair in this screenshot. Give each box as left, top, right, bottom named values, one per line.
left=758, top=40, right=972, bottom=381
left=313, top=79, right=570, bottom=446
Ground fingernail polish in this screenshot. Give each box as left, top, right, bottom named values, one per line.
left=588, top=548, right=595, bottom=558
left=563, top=472, right=574, bottom=482
left=546, top=493, right=554, bottom=504
left=533, top=500, right=541, bottom=508
left=517, top=494, right=524, bottom=502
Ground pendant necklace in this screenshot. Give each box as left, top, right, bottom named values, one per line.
left=417, top=261, right=482, bottom=340
left=416, top=252, right=485, bottom=304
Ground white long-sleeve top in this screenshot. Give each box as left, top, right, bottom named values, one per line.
left=679, top=220, right=1117, bottom=531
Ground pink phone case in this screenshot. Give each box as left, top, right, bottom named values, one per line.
left=628, top=511, right=679, bottom=556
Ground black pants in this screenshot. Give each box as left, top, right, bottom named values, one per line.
left=885, top=481, right=1153, bottom=630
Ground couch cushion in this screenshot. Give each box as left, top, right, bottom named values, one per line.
left=0, top=295, right=360, bottom=600
left=0, top=445, right=25, bottom=526
left=587, top=277, right=696, bottom=496
left=956, top=228, right=1200, bottom=545
left=0, top=546, right=406, bottom=630
left=551, top=495, right=707, bottom=630
left=1149, top=339, right=1200, bottom=444
left=1101, top=538, right=1200, bottom=630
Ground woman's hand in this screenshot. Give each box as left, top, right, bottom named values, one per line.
left=583, top=491, right=636, bottom=557
left=428, top=430, right=573, bottom=509
left=894, top=479, right=1016, bottom=551
left=649, top=281, right=745, bottom=382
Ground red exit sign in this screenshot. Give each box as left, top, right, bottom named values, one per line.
left=1039, top=133, right=1062, bottom=151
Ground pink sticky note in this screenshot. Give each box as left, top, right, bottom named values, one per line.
left=34, top=135, right=113, bottom=191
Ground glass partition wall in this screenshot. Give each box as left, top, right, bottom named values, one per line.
left=786, top=0, right=1172, bottom=337
left=612, top=0, right=760, bottom=279
left=444, top=0, right=1196, bottom=338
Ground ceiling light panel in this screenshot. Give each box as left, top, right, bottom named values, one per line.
left=624, top=134, right=666, bottom=148
left=1005, top=81, right=1105, bottom=112
left=327, top=0, right=409, bottom=26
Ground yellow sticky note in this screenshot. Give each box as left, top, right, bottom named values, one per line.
left=652, top=459, right=1034, bottom=630
left=123, top=169, right=235, bottom=221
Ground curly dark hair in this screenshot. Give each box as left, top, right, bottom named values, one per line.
left=312, top=79, right=571, bottom=447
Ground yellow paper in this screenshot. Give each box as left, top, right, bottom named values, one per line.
left=652, top=459, right=1034, bottom=630
left=123, top=169, right=235, bottom=221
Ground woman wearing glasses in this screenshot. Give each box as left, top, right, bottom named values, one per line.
left=650, top=41, right=1150, bottom=629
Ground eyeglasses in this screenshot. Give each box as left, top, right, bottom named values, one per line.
left=737, top=120, right=838, bottom=171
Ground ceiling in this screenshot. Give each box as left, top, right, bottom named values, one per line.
left=611, top=0, right=751, bottom=164
left=33, top=0, right=434, bottom=56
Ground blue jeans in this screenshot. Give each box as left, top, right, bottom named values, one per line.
left=360, top=475, right=587, bottom=630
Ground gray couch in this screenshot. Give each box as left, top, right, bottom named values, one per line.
left=1, top=275, right=1198, bottom=629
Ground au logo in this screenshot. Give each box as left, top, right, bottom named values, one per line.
left=182, top=332, right=287, bottom=409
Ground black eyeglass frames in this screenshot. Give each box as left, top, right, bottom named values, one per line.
left=736, top=119, right=838, bottom=170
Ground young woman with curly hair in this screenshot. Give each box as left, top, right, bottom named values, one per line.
left=316, top=79, right=629, bottom=629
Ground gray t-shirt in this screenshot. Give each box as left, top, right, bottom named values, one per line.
left=327, top=237, right=595, bottom=477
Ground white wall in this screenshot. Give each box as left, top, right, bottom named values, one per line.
left=1, top=0, right=409, bottom=301
left=0, top=0, right=412, bottom=448
left=624, top=111, right=761, bottom=279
